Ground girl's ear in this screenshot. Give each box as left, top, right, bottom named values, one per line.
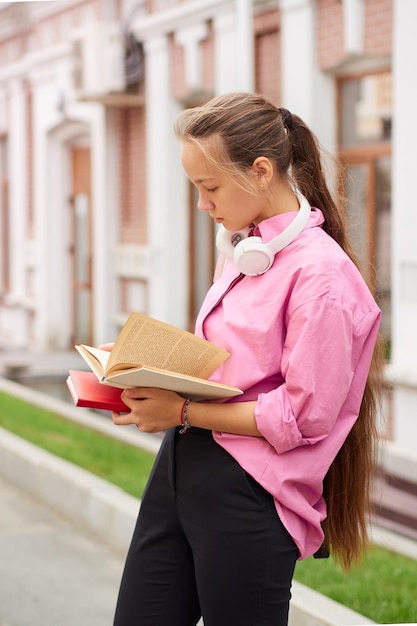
left=251, top=156, right=274, bottom=189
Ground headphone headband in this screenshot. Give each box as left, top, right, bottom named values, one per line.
left=216, top=192, right=311, bottom=276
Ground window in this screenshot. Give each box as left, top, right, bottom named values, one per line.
left=340, top=73, right=392, bottom=147
left=339, top=71, right=392, bottom=345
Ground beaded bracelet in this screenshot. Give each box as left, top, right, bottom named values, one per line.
left=179, top=398, right=191, bottom=434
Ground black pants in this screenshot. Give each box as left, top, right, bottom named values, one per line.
left=113, top=427, right=298, bottom=626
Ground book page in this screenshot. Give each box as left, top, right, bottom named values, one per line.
left=107, top=313, right=230, bottom=379
left=75, top=345, right=111, bottom=378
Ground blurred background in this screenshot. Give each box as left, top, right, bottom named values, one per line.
left=0, top=0, right=416, bottom=537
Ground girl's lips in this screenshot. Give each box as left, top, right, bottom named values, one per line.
left=214, top=217, right=224, bottom=224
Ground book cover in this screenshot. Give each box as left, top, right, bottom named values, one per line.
left=66, top=370, right=129, bottom=412
left=100, top=366, right=243, bottom=400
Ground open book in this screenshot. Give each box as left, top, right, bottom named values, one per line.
left=74, top=312, right=243, bottom=401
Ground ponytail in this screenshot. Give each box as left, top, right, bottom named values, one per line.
left=287, top=113, right=384, bottom=569
left=287, top=115, right=352, bottom=257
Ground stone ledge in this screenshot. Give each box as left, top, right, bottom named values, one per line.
left=385, top=363, right=417, bottom=389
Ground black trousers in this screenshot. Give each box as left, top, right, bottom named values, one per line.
left=113, top=427, right=298, bottom=626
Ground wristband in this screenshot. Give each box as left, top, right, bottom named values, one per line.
left=179, top=398, right=191, bottom=434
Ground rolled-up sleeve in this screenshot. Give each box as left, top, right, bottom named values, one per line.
left=255, top=297, right=375, bottom=454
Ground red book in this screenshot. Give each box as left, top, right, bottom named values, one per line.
left=66, top=370, right=129, bottom=412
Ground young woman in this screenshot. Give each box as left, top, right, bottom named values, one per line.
left=112, top=92, right=383, bottom=626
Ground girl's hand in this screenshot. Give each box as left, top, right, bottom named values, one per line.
left=98, top=343, right=114, bottom=352
left=111, top=387, right=184, bottom=433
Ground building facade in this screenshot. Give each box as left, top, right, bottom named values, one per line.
left=0, top=0, right=416, bottom=457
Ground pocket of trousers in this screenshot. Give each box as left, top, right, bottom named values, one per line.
left=243, top=470, right=276, bottom=510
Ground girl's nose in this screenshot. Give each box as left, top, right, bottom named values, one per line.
left=198, top=194, right=214, bottom=212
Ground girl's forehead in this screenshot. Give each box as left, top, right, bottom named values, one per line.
left=181, top=141, right=221, bottom=180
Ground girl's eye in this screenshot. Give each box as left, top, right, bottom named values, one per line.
left=207, top=187, right=218, bottom=193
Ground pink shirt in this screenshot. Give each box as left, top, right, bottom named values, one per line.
left=195, top=208, right=381, bottom=559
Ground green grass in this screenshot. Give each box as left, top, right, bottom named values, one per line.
left=1, top=389, right=417, bottom=623
left=0, top=390, right=156, bottom=499
left=294, top=546, right=417, bottom=623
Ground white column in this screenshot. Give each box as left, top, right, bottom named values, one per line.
left=213, top=13, right=238, bottom=94
left=342, top=0, right=364, bottom=55
left=7, top=79, right=27, bottom=304
left=279, top=0, right=336, bottom=178
left=145, top=36, right=188, bottom=328
left=385, top=0, right=417, bottom=455
left=31, top=57, right=109, bottom=349
left=32, top=75, right=68, bottom=349
left=235, top=0, right=254, bottom=92
left=175, top=23, right=208, bottom=91
left=213, top=1, right=254, bottom=94
left=280, top=0, right=315, bottom=122
left=5, top=79, right=28, bottom=345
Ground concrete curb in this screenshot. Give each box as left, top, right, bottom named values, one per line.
left=0, top=426, right=139, bottom=551
left=289, top=583, right=374, bottom=626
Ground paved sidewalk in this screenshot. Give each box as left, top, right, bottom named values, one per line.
left=0, top=474, right=125, bottom=626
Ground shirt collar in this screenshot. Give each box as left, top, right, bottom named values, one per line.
left=254, top=207, right=324, bottom=242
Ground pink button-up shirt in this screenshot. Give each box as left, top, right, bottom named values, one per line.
left=195, top=208, right=381, bottom=559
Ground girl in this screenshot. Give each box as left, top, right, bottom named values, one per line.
left=112, top=92, right=383, bottom=626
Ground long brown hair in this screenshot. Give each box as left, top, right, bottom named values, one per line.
left=175, top=92, right=384, bottom=570
left=288, top=111, right=385, bottom=569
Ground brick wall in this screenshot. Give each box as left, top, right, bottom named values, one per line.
left=201, top=22, right=215, bottom=94
left=317, top=0, right=345, bottom=70
left=117, top=107, right=147, bottom=245
left=170, top=7, right=282, bottom=105
left=170, top=25, right=215, bottom=102
left=317, top=0, right=392, bottom=70
left=254, top=8, right=281, bottom=105
left=170, top=33, right=187, bottom=102
left=364, top=0, right=392, bottom=57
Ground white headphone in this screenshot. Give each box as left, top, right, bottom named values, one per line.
left=216, top=191, right=311, bottom=276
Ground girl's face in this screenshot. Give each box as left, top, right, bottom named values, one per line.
left=181, top=141, right=269, bottom=231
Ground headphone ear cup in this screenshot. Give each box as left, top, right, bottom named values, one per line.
left=216, top=228, right=275, bottom=275
left=216, top=227, right=250, bottom=259
left=233, top=238, right=275, bottom=276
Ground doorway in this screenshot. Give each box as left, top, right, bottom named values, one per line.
left=69, top=146, right=93, bottom=345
